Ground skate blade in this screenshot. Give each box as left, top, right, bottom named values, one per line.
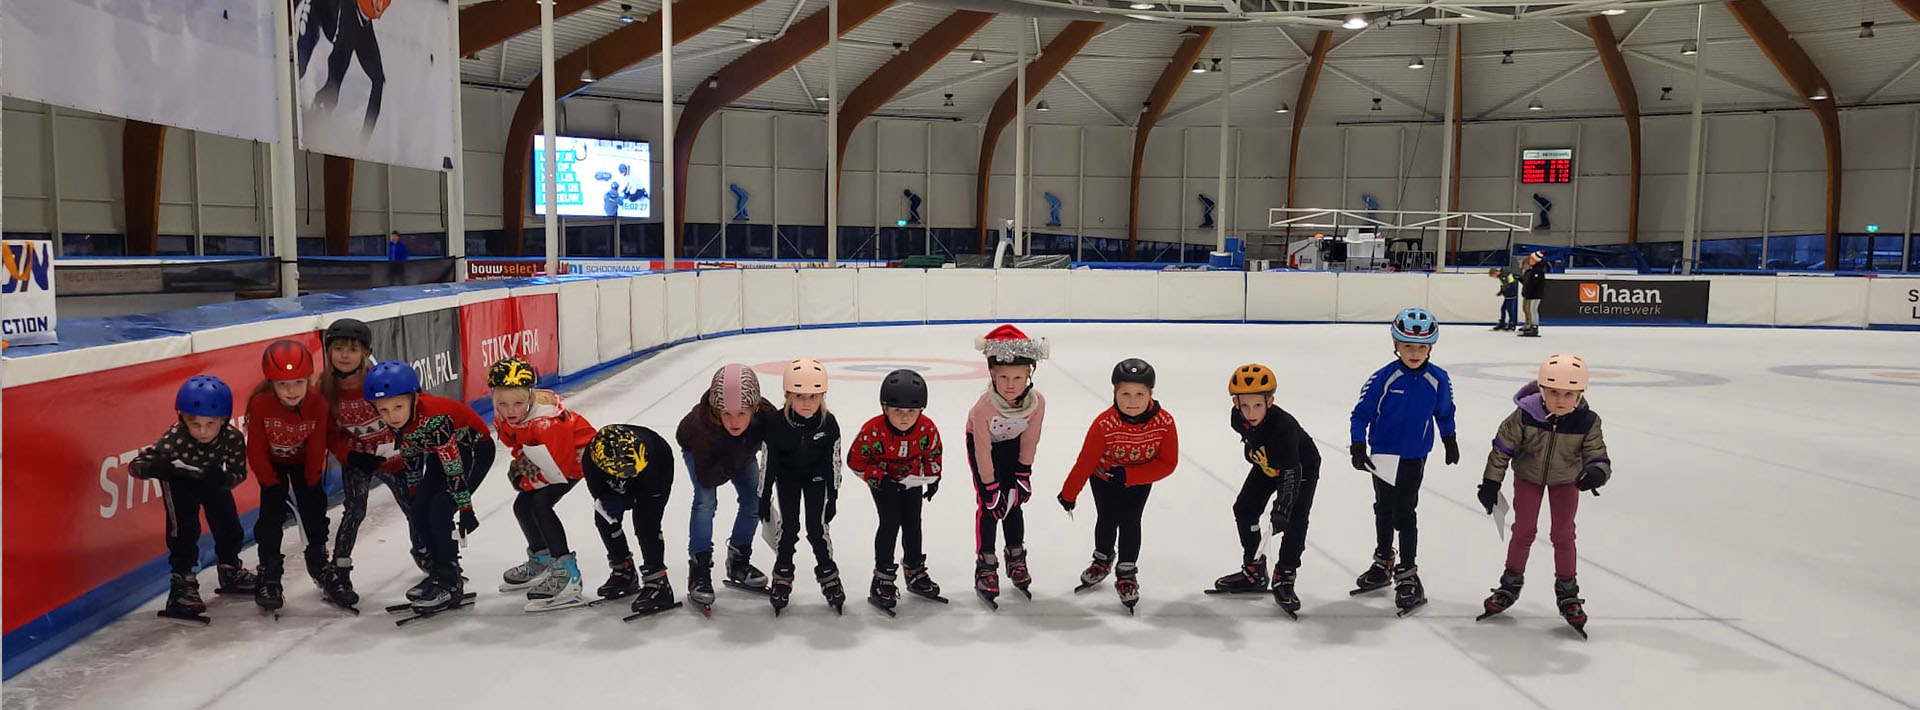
left=323, top=600, right=362, bottom=615
left=723, top=581, right=772, bottom=596
left=911, top=591, right=950, bottom=604
left=586, top=593, right=637, bottom=608
left=621, top=602, right=685, bottom=622
left=772, top=604, right=784, bottom=617
left=1122, top=603, right=1137, bottom=615
left=1395, top=600, right=1428, bottom=618
left=1279, top=607, right=1299, bottom=621
left=1073, top=581, right=1103, bottom=594
left=978, top=592, right=999, bottom=612
left=386, top=592, right=477, bottom=614
left=257, top=606, right=282, bottom=620
left=1349, top=584, right=1390, bottom=596
left=1475, top=609, right=1505, bottom=622
left=157, top=610, right=212, bottom=626
left=499, top=579, right=544, bottom=593
left=213, top=587, right=255, bottom=597
left=1016, top=587, right=1032, bottom=600
left=525, top=596, right=588, bottom=613
left=868, top=597, right=897, bottom=617
left=394, top=599, right=474, bottom=627
left=1203, top=588, right=1267, bottom=595
left=829, top=601, right=845, bottom=615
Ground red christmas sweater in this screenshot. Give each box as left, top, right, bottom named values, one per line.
left=327, top=371, right=401, bottom=474
left=1059, top=403, right=1179, bottom=505
left=493, top=390, right=595, bottom=492
left=847, top=415, right=944, bottom=488
left=246, top=388, right=330, bottom=487
left=392, top=393, right=491, bottom=510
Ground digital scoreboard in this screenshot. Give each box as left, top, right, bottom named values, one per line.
left=1521, top=148, right=1573, bottom=184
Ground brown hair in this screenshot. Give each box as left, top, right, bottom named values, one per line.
left=318, top=339, right=371, bottom=415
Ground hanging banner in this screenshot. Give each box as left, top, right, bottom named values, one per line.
left=0, top=0, right=279, bottom=142
left=295, top=0, right=455, bottom=171
left=2, top=241, right=59, bottom=346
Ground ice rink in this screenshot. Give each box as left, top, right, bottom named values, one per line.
left=6, top=322, right=1918, bottom=710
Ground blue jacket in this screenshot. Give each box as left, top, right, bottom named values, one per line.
left=388, top=240, right=410, bottom=261
left=1350, top=361, right=1457, bottom=457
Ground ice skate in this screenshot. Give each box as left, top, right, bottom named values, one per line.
left=1272, top=568, right=1300, bottom=620
left=1074, top=551, right=1113, bottom=593
left=525, top=553, right=586, bottom=612
left=1208, top=555, right=1267, bottom=595
left=1004, top=546, right=1032, bottom=599
left=1115, top=562, right=1140, bottom=614
left=1556, top=577, right=1588, bottom=639
left=215, top=563, right=257, bottom=596
left=975, top=553, right=1000, bottom=610
left=594, top=558, right=639, bottom=603
left=722, top=544, right=770, bottom=595
left=687, top=551, right=716, bottom=617
left=623, top=566, right=683, bottom=621
left=818, top=563, right=847, bottom=615
left=1350, top=550, right=1395, bottom=595
left=1393, top=564, right=1427, bottom=617
left=868, top=565, right=899, bottom=617
left=157, top=573, right=210, bottom=625
left=770, top=568, right=794, bottom=616
left=500, top=550, right=553, bottom=592
left=1477, top=570, right=1524, bottom=621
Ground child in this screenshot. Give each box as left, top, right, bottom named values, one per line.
left=675, top=364, right=777, bottom=613
left=1210, top=364, right=1320, bottom=619
left=966, top=325, right=1049, bottom=605
left=1490, top=266, right=1519, bottom=331
left=1520, top=251, right=1549, bottom=337
left=246, top=340, right=335, bottom=611
left=757, top=358, right=846, bottom=614
left=365, top=361, right=496, bottom=613
left=847, top=369, right=945, bottom=615
left=489, top=357, right=597, bottom=612
left=1349, top=307, right=1458, bottom=615
left=584, top=424, right=681, bottom=618
left=131, top=375, right=254, bottom=622
left=318, top=318, right=419, bottom=605
left=1058, top=358, right=1178, bottom=613
left=1475, top=353, right=1610, bottom=637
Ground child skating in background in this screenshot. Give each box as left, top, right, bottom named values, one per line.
left=1349, top=307, right=1458, bottom=616
left=757, top=359, right=846, bottom=615
left=1475, top=353, right=1611, bottom=638
left=366, top=361, right=496, bottom=615
left=1209, top=364, right=1320, bottom=620
left=1519, top=251, right=1549, bottom=337
left=966, top=325, right=1049, bottom=607
left=134, top=375, right=256, bottom=623
left=676, top=364, right=777, bottom=614
left=1491, top=267, right=1520, bottom=332
left=1059, top=359, right=1178, bottom=614
left=584, top=424, right=681, bottom=619
left=847, top=369, right=945, bottom=616
left=489, top=358, right=597, bottom=612
left=246, top=341, right=334, bottom=613
left=318, top=318, right=419, bottom=606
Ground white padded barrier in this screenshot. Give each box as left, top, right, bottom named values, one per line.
left=1157, top=271, right=1244, bottom=321
left=629, top=274, right=668, bottom=352
left=797, top=268, right=859, bottom=326
left=924, top=268, right=997, bottom=322
left=556, top=279, right=601, bottom=376
left=996, top=269, right=1071, bottom=320
left=1245, top=271, right=1337, bottom=322
left=1866, top=277, right=1920, bottom=328
left=1337, top=273, right=1427, bottom=323
left=1706, top=276, right=1778, bottom=326
left=396, top=294, right=464, bottom=317
left=1774, top=276, right=1870, bottom=328
left=663, top=272, right=700, bottom=344
left=858, top=268, right=929, bottom=324
left=191, top=316, right=324, bottom=354
left=741, top=269, right=799, bottom=331
left=1423, top=273, right=1498, bottom=325
left=1070, top=269, right=1157, bottom=321
left=2, top=334, right=194, bottom=387
left=697, top=269, right=745, bottom=336
left=596, top=278, right=633, bottom=362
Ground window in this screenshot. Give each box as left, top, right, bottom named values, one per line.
left=297, top=237, right=326, bottom=256
left=521, top=227, right=547, bottom=257
left=777, top=226, right=827, bottom=260
left=204, top=236, right=263, bottom=255
left=565, top=224, right=614, bottom=257
left=465, top=230, right=502, bottom=257
left=728, top=224, right=774, bottom=259
left=929, top=228, right=982, bottom=258
left=399, top=232, right=446, bottom=257
left=1838, top=235, right=1904, bottom=271
left=156, top=235, right=195, bottom=256
left=1695, top=237, right=1762, bottom=271
left=683, top=224, right=725, bottom=259
left=1638, top=242, right=1682, bottom=271
left=1080, top=237, right=1125, bottom=262
left=59, top=233, right=126, bottom=256
left=1910, top=236, right=1920, bottom=273
left=1765, top=235, right=1825, bottom=270
left=619, top=223, right=664, bottom=258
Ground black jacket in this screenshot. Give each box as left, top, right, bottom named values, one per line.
left=585, top=424, right=676, bottom=506
left=758, top=408, right=842, bottom=485
left=1230, top=405, right=1320, bottom=483
left=1521, top=259, right=1550, bottom=300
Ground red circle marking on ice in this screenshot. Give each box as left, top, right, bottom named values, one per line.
left=752, top=357, right=988, bottom=382
left=1873, top=371, right=1920, bottom=380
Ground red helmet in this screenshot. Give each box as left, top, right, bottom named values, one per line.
left=262, top=340, right=315, bottom=381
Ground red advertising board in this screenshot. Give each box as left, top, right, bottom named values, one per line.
left=458, top=294, right=559, bottom=403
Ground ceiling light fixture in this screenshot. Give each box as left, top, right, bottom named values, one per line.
left=815, top=94, right=829, bottom=101
left=1501, top=50, right=1514, bottom=65
left=1407, top=56, right=1425, bottom=69
left=1343, top=14, right=1368, bottom=30
left=944, top=93, right=955, bottom=107
left=1276, top=102, right=1289, bottom=114
left=579, top=69, right=597, bottom=83
left=1211, top=58, right=1222, bottom=72
left=1527, top=97, right=1544, bottom=111
left=1036, top=100, right=1051, bottom=111
left=1129, top=1, right=1155, bottom=9
left=1371, top=98, right=1382, bottom=111
left=1859, top=21, right=1875, bottom=38
left=1601, top=8, right=1627, bottom=16
left=1177, top=27, right=1201, bottom=39
left=618, top=4, right=635, bottom=23
left=1659, top=86, right=1673, bottom=101
left=1191, top=61, right=1207, bottom=74
left=1680, top=39, right=1698, bottom=56
left=707, top=78, right=719, bottom=89
left=744, top=30, right=766, bottom=44
left=1810, top=86, right=1830, bottom=100
left=969, top=49, right=985, bottom=63
left=891, top=42, right=906, bottom=57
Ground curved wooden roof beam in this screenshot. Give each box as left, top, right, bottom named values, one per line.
left=836, top=10, right=998, bottom=182
left=459, top=0, right=601, bottom=58
left=1128, top=26, right=1214, bottom=259
left=1284, top=31, right=1333, bottom=219
left=122, top=121, right=166, bottom=256
left=1588, top=15, right=1642, bottom=245
left=1725, top=0, right=1841, bottom=268
left=972, top=21, right=1104, bottom=251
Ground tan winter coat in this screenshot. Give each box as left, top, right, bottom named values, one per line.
left=1482, top=383, right=1611, bottom=487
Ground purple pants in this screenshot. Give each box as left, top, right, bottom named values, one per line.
left=1505, top=479, right=1579, bottom=579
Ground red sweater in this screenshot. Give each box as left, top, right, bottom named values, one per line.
left=246, top=388, right=330, bottom=487
left=1059, top=404, right=1179, bottom=504
left=493, top=391, right=595, bottom=491
left=847, top=415, right=944, bottom=487
left=327, top=371, right=401, bottom=472
left=393, top=393, right=492, bottom=509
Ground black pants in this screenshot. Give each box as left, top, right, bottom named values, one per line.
left=870, top=485, right=925, bottom=569
left=403, top=441, right=495, bottom=583
left=773, top=474, right=834, bottom=576
left=333, top=462, right=417, bottom=564
left=316, top=0, right=385, bottom=131
left=1089, top=476, right=1153, bottom=564
left=1232, top=469, right=1319, bottom=571
left=160, top=478, right=245, bottom=575
left=1370, top=457, right=1428, bottom=566
left=967, top=435, right=1026, bottom=556
left=294, top=0, right=338, bottom=78
left=255, top=466, right=331, bottom=576
left=514, top=480, right=578, bottom=558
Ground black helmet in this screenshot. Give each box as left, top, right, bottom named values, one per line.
left=879, top=369, right=928, bottom=409
left=487, top=357, right=538, bottom=388
left=324, top=318, right=373, bottom=349
left=1111, top=358, right=1156, bottom=389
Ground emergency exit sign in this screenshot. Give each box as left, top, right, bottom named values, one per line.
left=1521, top=149, right=1574, bottom=184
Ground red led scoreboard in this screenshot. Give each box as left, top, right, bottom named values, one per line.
left=1521, top=149, right=1573, bottom=184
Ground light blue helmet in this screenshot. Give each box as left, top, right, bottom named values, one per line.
left=1391, top=307, right=1439, bottom=344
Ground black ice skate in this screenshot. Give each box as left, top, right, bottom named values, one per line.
left=687, top=551, right=716, bottom=617
left=868, top=565, right=900, bottom=617
left=1114, top=562, right=1140, bottom=614
left=1518, top=325, right=1541, bottom=338
left=1350, top=550, right=1395, bottom=595
left=591, top=558, right=640, bottom=606
left=1477, top=569, right=1525, bottom=621
left=623, top=566, right=683, bottom=621
left=722, top=544, right=770, bottom=595
left=1555, top=577, right=1588, bottom=639
left=818, top=563, right=846, bottom=615
left=1074, top=551, right=1113, bottom=593
left=902, top=564, right=945, bottom=604
left=322, top=557, right=361, bottom=610
left=770, top=569, right=794, bottom=616
left=157, top=573, right=211, bottom=625
left=1005, top=546, right=1033, bottom=599
left=1393, top=564, right=1427, bottom=617
left=254, top=564, right=285, bottom=618
left=391, top=577, right=474, bottom=627
left=975, top=554, right=1000, bottom=611
left=1272, top=568, right=1301, bottom=620
left=1208, top=555, right=1268, bottom=595
left=215, top=563, right=258, bottom=596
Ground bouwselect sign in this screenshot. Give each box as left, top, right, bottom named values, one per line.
left=1541, top=278, right=1709, bottom=324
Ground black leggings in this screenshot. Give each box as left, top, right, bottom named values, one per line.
left=1370, top=457, right=1428, bottom=566
left=514, top=480, right=578, bottom=558
left=1089, top=476, right=1153, bottom=564
left=968, top=435, right=1026, bottom=556
left=402, top=440, right=495, bottom=583
left=316, top=0, right=385, bottom=130
left=598, top=492, right=670, bottom=571
left=294, top=0, right=337, bottom=78
left=255, top=466, right=332, bottom=575
left=1231, top=469, right=1319, bottom=571
left=333, top=462, right=417, bottom=565
left=870, top=485, right=925, bottom=569
left=773, top=474, right=834, bottom=576
left=160, top=477, right=245, bottom=575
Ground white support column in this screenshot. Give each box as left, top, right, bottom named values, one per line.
left=270, top=0, right=299, bottom=296
left=1569, top=122, right=1582, bottom=248
left=826, top=0, right=839, bottom=266
left=771, top=117, right=780, bottom=259
left=1076, top=126, right=1086, bottom=261
left=1904, top=108, right=1917, bottom=271
left=1761, top=114, right=1776, bottom=267
left=1679, top=3, right=1706, bottom=275
left=925, top=122, right=933, bottom=254
left=1436, top=26, right=1458, bottom=271
left=1179, top=129, right=1188, bottom=262
left=1013, top=17, right=1027, bottom=261
left=189, top=132, right=204, bottom=248
left=662, top=0, right=677, bottom=263
left=719, top=113, right=728, bottom=257
left=540, top=0, right=560, bottom=275
left=1216, top=28, right=1230, bottom=253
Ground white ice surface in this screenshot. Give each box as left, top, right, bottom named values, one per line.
left=7, top=324, right=1920, bottom=710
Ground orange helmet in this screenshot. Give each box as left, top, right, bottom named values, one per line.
left=1228, top=364, right=1276, bottom=396
left=358, top=0, right=391, bottom=20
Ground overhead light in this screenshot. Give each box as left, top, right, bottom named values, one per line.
left=1527, top=97, right=1544, bottom=111
left=1177, top=27, right=1200, bottom=39
left=1343, top=14, right=1368, bottom=30
left=969, top=49, right=985, bottom=63
left=618, top=4, right=635, bottom=23
left=707, top=78, right=719, bottom=89
left=1210, top=58, right=1222, bottom=72
left=1501, top=50, right=1514, bottom=65
left=1275, top=102, right=1289, bottom=114
left=1129, top=1, right=1155, bottom=8
left=815, top=94, right=829, bottom=102
left=1859, top=21, right=1875, bottom=39
left=944, top=93, right=955, bottom=107
left=1810, top=86, right=1830, bottom=100
left=744, top=30, right=767, bottom=44
left=1601, top=8, right=1627, bottom=16
left=1191, top=61, right=1207, bottom=74
left=1407, top=56, right=1425, bottom=69
left=1370, top=98, right=1382, bottom=111
left=1680, top=39, right=1698, bottom=56
left=579, top=68, right=597, bottom=83
left=1036, top=100, right=1051, bottom=112
left=1659, top=86, right=1673, bottom=101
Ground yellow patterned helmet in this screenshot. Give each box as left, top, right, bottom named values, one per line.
left=487, top=357, right=538, bottom=389
left=1228, top=364, right=1277, bottom=396
left=589, top=425, right=650, bottom=480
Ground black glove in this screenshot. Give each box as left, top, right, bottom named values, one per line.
left=1443, top=437, right=1460, bottom=466
left=924, top=480, right=940, bottom=501
left=979, top=480, right=1005, bottom=518
left=1477, top=480, right=1501, bottom=515
left=1350, top=443, right=1374, bottom=472
left=1271, top=469, right=1300, bottom=529
left=1106, top=467, right=1128, bottom=487
left=757, top=494, right=772, bottom=522
left=1011, top=463, right=1034, bottom=504
left=1576, top=465, right=1609, bottom=492
left=1057, top=494, right=1075, bottom=513
left=459, top=509, right=480, bottom=536
left=346, top=451, right=383, bottom=474
left=825, top=489, right=839, bottom=523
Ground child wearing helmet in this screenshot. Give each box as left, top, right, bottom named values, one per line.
left=1348, top=307, right=1459, bottom=616
left=317, top=317, right=418, bottom=605
left=245, top=339, right=335, bottom=612
left=366, top=360, right=497, bottom=614
left=130, top=375, right=254, bottom=622
left=675, top=363, right=778, bottom=613
left=1474, top=353, right=1610, bottom=637
left=755, top=358, right=847, bottom=614
left=488, top=358, right=597, bottom=613
left=1058, top=358, right=1179, bottom=613
left=1519, top=251, right=1550, bottom=337
left=582, top=423, right=681, bottom=618
left=1209, top=364, right=1321, bottom=619
left=965, top=325, right=1049, bottom=604
left=846, top=368, right=945, bottom=614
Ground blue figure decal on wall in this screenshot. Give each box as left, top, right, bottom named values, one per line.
left=904, top=189, right=923, bottom=225
left=730, top=183, right=750, bottom=221
left=1044, top=192, right=1063, bottom=227
left=1532, top=193, right=1554, bottom=231
left=1361, top=193, right=1380, bottom=220
left=1198, top=193, right=1216, bottom=229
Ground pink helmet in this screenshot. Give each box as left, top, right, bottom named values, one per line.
left=709, top=363, right=762, bottom=414
left=783, top=358, right=829, bottom=394
left=1537, top=353, right=1588, bottom=391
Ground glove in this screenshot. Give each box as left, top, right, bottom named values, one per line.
left=923, top=480, right=940, bottom=501
left=1271, top=468, right=1300, bottom=529
left=757, top=495, right=771, bottom=522
left=980, top=481, right=1006, bottom=519
left=1106, top=467, right=1128, bottom=487
left=1350, top=443, right=1374, bottom=472
left=346, top=451, right=383, bottom=475
left=1576, top=465, right=1609, bottom=492
left=825, top=489, right=839, bottom=523
left=1443, top=437, right=1460, bottom=466
left=459, top=509, right=480, bottom=536
left=1477, top=480, right=1501, bottom=515
left=1011, top=465, right=1034, bottom=504
left=1056, top=493, right=1075, bottom=513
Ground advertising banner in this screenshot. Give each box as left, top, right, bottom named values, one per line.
left=368, top=309, right=462, bottom=400
left=1539, top=278, right=1709, bottom=324
left=1867, top=278, right=1920, bottom=329
left=2, top=240, right=58, bottom=345
left=458, top=295, right=559, bottom=403
left=466, top=259, right=559, bottom=281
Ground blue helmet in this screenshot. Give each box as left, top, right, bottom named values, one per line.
left=1391, top=307, right=1440, bottom=344
left=365, top=360, right=421, bottom=400
left=175, top=375, right=234, bottom=418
